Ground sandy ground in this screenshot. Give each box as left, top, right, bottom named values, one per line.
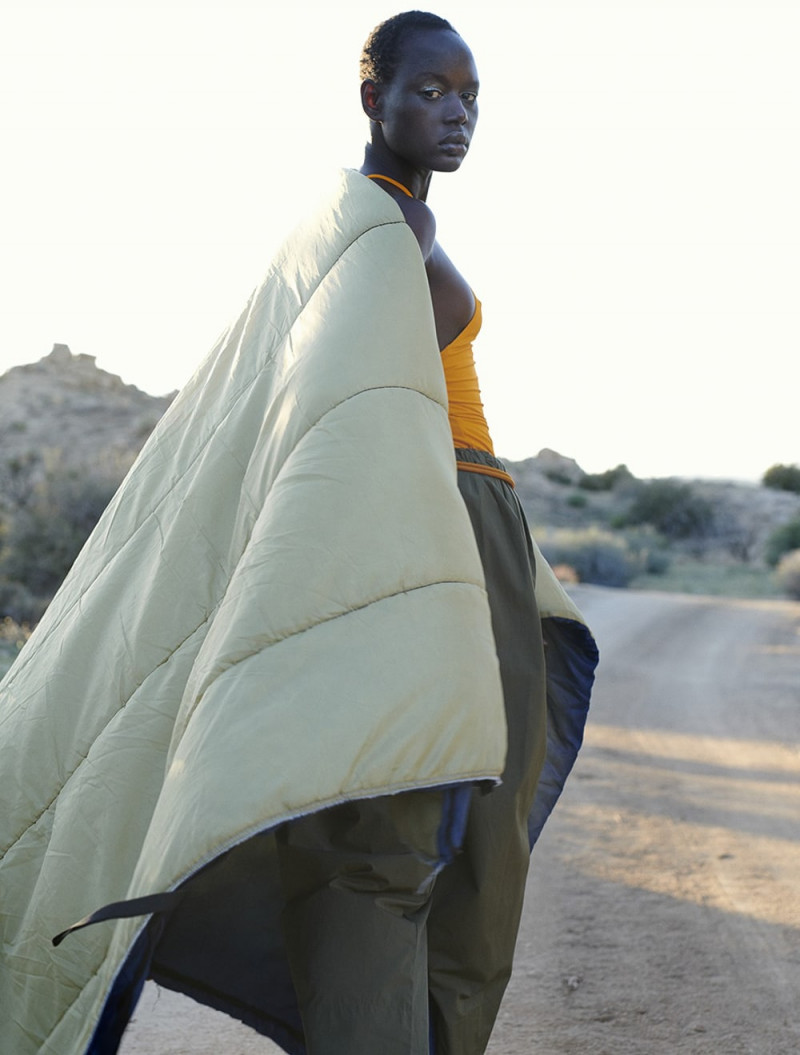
left=120, top=586, right=800, bottom=1054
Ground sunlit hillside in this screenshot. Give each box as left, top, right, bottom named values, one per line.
left=1, top=348, right=798, bottom=637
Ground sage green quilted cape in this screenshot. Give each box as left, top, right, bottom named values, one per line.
left=0, top=170, right=594, bottom=1054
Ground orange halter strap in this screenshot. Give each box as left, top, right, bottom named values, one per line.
left=366, top=173, right=414, bottom=198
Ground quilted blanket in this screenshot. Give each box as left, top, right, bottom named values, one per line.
left=0, top=170, right=597, bottom=1054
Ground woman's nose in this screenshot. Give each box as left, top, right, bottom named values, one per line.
left=445, top=97, right=468, bottom=124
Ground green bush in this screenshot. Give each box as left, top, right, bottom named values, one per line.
left=764, top=517, right=800, bottom=568
left=539, top=527, right=639, bottom=587
left=762, top=463, right=800, bottom=494
left=0, top=465, right=119, bottom=622
left=775, top=549, right=800, bottom=599
left=620, top=527, right=671, bottom=575
left=621, top=479, right=715, bottom=541
left=0, top=581, right=49, bottom=627
left=566, top=492, right=588, bottom=509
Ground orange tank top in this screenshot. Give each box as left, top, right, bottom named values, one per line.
left=441, top=297, right=494, bottom=455
left=441, top=300, right=516, bottom=487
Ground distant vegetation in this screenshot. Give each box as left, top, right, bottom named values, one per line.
left=775, top=550, right=800, bottom=600
left=763, top=463, right=800, bottom=494
left=539, top=527, right=639, bottom=588
left=520, top=457, right=800, bottom=601
left=1, top=445, right=800, bottom=646
left=764, top=517, right=800, bottom=568
left=538, top=525, right=669, bottom=589
left=616, top=479, right=715, bottom=542
left=0, top=455, right=121, bottom=625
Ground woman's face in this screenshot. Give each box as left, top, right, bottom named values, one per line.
left=374, top=29, right=479, bottom=173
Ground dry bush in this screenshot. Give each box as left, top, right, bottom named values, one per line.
left=620, top=479, right=715, bottom=542
left=775, top=549, right=800, bottom=600
left=765, top=517, right=800, bottom=568
left=0, top=459, right=121, bottom=623
left=538, top=527, right=639, bottom=588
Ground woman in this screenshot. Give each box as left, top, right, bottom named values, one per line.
left=0, top=12, right=596, bottom=1055
left=277, top=12, right=550, bottom=1055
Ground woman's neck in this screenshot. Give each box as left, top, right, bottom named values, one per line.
left=360, top=141, right=431, bottom=201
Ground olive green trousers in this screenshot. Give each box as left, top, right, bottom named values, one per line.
left=276, top=452, right=547, bottom=1055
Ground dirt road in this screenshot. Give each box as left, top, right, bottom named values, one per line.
left=121, top=586, right=800, bottom=1054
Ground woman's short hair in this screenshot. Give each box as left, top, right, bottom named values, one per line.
left=360, top=11, right=457, bottom=85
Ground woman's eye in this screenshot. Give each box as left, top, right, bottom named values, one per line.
left=461, top=92, right=478, bottom=104
left=421, top=88, right=443, bottom=99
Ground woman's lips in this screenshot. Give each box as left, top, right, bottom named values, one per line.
left=440, top=136, right=469, bottom=154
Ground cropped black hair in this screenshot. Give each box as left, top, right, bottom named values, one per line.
left=360, top=10, right=457, bottom=85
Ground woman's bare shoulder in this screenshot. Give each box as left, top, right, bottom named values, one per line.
left=395, top=197, right=436, bottom=260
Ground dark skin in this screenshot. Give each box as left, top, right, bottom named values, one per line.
left=359, top=28, right=479, bottom=350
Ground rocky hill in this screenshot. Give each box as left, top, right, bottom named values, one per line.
left=0, top=345, right=174, bottom=490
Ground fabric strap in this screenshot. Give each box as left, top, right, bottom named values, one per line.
left=52, top=891, right=181, bottom=947
left=366, top=173, right=414, bottom=198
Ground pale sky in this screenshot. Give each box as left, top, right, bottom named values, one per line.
left=2, top=0, right=798, bottom=480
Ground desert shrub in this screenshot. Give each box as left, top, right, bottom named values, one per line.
left=566, top=492, right=588, bottom=509
left=0, top=466, right=119, bottom=621
left=0, top=581, right=49, bottom=626
left=620, top=527, right=671, bottom=575
left=578, top=464, right=634, bottom=492
left=539, top=527, right=639, bottom=587
left=621, top=479, right=715, bottom=541
left=0, top=615, right=31, bottom=647
left=764, top=517, right=800, bottom=568
left=545, top=469, right=573, bottom=486
left=763, top=463, right=800, bottom=494
left=710, top=504, right=758, bottom=562
left=775, top=549, right=800, bottom=600
left=1, top=475, right=115, bottom=595
left=0, top=451, right=41, bottom=507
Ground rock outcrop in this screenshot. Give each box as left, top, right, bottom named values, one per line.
left=0, top=345, right=175, bottom=490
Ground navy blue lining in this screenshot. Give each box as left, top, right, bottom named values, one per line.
left=87, top=917, right=165, bottom=1054
left=527, top=616, right=598, bottom=848
left=435, top=784, right=473, bottom=868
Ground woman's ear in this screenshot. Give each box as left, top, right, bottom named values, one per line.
left=360, top=79, right=382, bottom=121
